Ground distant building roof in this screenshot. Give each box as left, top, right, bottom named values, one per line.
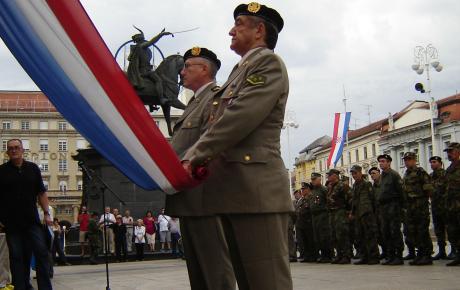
left=299, top=135, right=331, bottom=154
left=0, top=91, right=56, bottom=112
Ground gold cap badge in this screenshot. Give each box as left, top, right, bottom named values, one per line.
left=247, top=2, right=261, bottom=13
left=191, top=47, right=201, bottom=56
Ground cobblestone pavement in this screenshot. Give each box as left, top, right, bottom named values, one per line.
left=42, top=258, right=459, bottom=290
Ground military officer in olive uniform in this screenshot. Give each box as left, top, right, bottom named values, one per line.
left=402, top=152, right=434, bottom=265
left=165, top=48, right=236, bottom=290
left=368, top=166, right=386, bottom=259
left=295, top=183, right=317, bottom=262
left=326, top=169, right=352, bottom=264
left=310, top=173, right=332, bottom=263
left=377, top=154, right=405, bottom=265
left=429, top=156, right=452, bottom=260
left=183, top=3, right=293, bottom=289
left=444, top=142, right=460, bottom=266
left=349, top=165, right=380, bottom=265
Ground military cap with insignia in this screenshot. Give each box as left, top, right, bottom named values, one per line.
left=377, top=154, right=392, bottom=162
left=327, top=169, right=340, bottom=176
left=234, top=2, right=284, bottom=32
left=350, top=165, right=362, bottom=172
left=429, top=156, right=442, bottom=162
left=403, top=152, right=417, bottom=160
left=444, top=142, right=460, bottom=152
left=311, top=172, right=322, bottom=179
left=184, top=47, right=221, bottom=69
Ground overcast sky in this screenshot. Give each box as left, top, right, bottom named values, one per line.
left=1, top=0, right=459, bottom=170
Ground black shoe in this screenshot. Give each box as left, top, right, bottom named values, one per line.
left=379, top=253, right=387, bottom=260
left=403, top=252, right=415, bottom=260
left=446, top=258, right=460, bottom=266
left=432, top=251, right=446, bottom=260
left=409, top=256, right=421, bottom=265
left=388, top=257, right=404, bottom=265
left=381, top=258, right=393, bottom=265
left=353, top=259, right=368, bottom=265
left=367, top=259, right=380, bottom=265
left=416, top=256, right=433, bottom=265
left=289, top=257, right=298, bottom=262
left=317, top=257, right=332, bottom=263
left=336, top=257, right=351, bottom=264
left=446, top=251, right=457, bottom=260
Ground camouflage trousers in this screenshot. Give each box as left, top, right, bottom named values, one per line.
left=375, top=207, right=386, bottom=252
left=329, top=209, right=351, bottom=258
left=406, top=198, right=433, bottom=256
left=432, top=207, right=451, bottom=247
left=356, top=213, right=380, bottom=260
left=380, top=201, right=404, bottom=257
left=447, top=209, right=460, bottom=250
left=312, top=211, right=332, bottom=258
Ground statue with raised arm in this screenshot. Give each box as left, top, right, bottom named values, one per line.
left=127, top=27, right=172, bottom=105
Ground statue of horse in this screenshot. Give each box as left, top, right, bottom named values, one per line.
left=132, top=54, right=186, bottom=136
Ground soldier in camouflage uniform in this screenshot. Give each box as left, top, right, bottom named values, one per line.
left=295, top=183, right=317, bottom=262
left=378, top=154, right=405, bottom=265
left=369, top=166, right=386, bottom=259
left=87, top=212, right=101, bottom=265
left=310, top=173, right=332, bottom=263
left=349, top=165, right=380, bottom=265
left=326, top=169, right=352, bottom=264
left=402, top=152, right=433, bottom=265
left=444, top=142, right=460, bottom=266
left=429, top=156, right=452, bottom=260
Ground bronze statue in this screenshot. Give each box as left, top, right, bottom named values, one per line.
left=125, top=27, right=186, bottom=136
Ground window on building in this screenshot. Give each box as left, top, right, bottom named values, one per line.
left=58, top=121, right=67, bottom=131
left=319, top=160, right=323, bottom=171
left=40, top=160, right=49, bottom=172
left=347, top=152, right=351, bottom=164
left=21, top=121, right=30, bottom=130
left=428, top=145, right=433, bottom=159
left=399, top=152, right=405, bottom=167
left=363, top=146, right=368, bottom=159
left=59, top=180, right=67, bottom=192
left=39, top=139, right=49, bottom=151
left=39, top=121, right=48, bottom=130
left=76, top=139, right=86, bottom=149
left=58, top=159, right=67, bottom=172
left=355, top=149, right=359, bottom=162
left=2, top=140, right=7, bottom=151
left=2, top=121, right=11, bottom=130
left=58, top=139, right=67, bottom=151
left=21, top=139, right=30, bottom=151
left=414, top=148, right=419, bottom=162
left=77, top=180, right=83, bottom=191
left=43, top=180, right=49, bottom=191
left=372, top=144, right=376, bottom=157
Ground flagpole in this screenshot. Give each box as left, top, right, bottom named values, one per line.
left=343, top=85, right=350, bottom=185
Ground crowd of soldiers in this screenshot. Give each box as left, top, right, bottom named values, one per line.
left=289, top=142, right=460, bottom=266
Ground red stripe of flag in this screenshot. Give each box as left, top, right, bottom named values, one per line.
left=327, top=113, right=340, bottom=168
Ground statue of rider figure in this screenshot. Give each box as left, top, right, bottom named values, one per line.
left=127, top=27, right=172, bottom=105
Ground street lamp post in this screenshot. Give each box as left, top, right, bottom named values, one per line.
left=411, top=44, right=443, bottom=157
left=282, top=110, right=299, bottom=196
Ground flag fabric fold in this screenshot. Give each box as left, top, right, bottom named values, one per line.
left=327, top=112, right=351, bottom=168
left=0, top=0, right=195, bottom=194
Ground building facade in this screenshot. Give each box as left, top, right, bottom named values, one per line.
left=0, top=90, right=181, bottom=223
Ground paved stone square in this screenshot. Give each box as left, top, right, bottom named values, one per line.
left=41, top=259, right=459, bottom=290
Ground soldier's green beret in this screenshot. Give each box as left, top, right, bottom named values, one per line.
left=377, top=154, right=392, bottom=162
left=403, top=152, right=417, bottom=160
left=184, top=47, right=221, bottom=69
left=311, top=172, right=322, bottom=179
left=350, top=165, right=362, bottom=172
left=234, top=2, right=284, bottom=32
left=444, top=142, right=460, bottom=152
left=327, top=169, right=340, bottom=176
left=429, top=156, right=442, bottom=162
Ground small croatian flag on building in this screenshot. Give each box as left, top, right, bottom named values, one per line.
left=0, top=0, right=196, bottom=194
left=327, top=112, right=351, bottom=168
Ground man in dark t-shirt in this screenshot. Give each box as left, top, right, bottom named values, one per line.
left=0, top=139, right=53, bottom=290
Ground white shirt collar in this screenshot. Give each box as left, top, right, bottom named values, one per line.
left=194, top=81, right=215, bottom=98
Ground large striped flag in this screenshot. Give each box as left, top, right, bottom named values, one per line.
left=0, top=0, right=196, bottom=194
left=327, top=112, right=351, bottom=168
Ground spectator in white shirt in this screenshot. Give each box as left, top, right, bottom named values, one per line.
left=158, top=208, right=171, bottom=251
left=122, top=210, right=134, bottom=252
left=134, top=219, right=146, bottom=261
left=98, top=206, right=116, bottom=254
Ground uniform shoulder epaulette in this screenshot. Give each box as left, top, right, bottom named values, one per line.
left=211, top=86, right=220, bottom=92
